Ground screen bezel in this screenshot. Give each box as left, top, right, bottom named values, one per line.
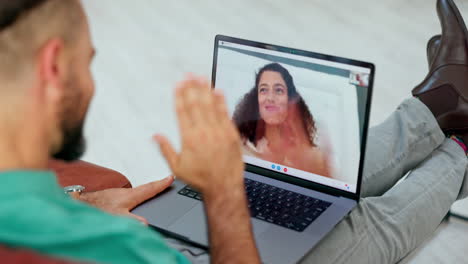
left=211, top=34, right=375, bottom=201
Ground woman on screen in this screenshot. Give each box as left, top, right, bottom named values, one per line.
left=233, top=63, right=331, bottom=178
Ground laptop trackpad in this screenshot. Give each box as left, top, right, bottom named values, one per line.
left=251, top=218, right=271, bottom=236
left=169, top=203, right=272, bottom=247
left=169, top=204, right=209, bottom=245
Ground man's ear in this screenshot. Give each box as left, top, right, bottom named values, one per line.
left=36, top=38, right=67, bottom=102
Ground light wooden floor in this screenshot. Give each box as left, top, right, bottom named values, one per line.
left=81, top=0, right=468, bottom=262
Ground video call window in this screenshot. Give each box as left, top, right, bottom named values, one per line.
left=215, top=41, right=370, bottom=193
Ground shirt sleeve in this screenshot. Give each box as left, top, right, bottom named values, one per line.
left=0, top=194, right=192, bottom=264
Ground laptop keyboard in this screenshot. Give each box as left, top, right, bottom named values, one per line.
left=178, top=178, right=332, bottom=232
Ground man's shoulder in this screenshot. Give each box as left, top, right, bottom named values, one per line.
left=0, top=192, right=187, bottom=263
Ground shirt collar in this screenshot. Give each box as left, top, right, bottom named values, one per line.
left=0, top=170, right=64, bottom=197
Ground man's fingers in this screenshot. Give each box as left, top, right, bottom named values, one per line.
left=126, top=213, right=149, bottom=226
left=214, top=89, right=242, bottom=140
left=214, top=89, right=235, bottom=132
left=180, top=78, right=204, bottom=126
left=180, top=77, right=215, bottom=127
left=196, top=76, right=217, bottom=125
left=127, top=176, right=175, bottom=208
left=154, top=135, right=178, bottom=171
left=175, top=81, right=192, bottom=134
left=213, top=89, right=229, bottom=122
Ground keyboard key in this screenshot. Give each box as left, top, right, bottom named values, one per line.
left=280, top=214, right=291, bottom=221
left=291, top=210, right=300, bottom=216
left=178, top=189, right=189, bottom=195
left=177, top=181, right=332, bottom=232
left=293, top=226, right=303, bottom=232
left=185, top=186, right=198, bottom=192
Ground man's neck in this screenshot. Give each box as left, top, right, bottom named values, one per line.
left=0, top=110, right=50, bottom=171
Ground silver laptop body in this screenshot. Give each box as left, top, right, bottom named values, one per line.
left=133, top=35, right=375, bottom=264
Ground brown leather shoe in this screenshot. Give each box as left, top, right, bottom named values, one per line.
left=412, top=0, right=468, bottom=133
left=426, top=34, right=441, bottom=66
left=426, top=35, right=468, bottom=143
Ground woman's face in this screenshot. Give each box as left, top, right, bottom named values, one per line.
left=258, top=71, right=289, bottom=125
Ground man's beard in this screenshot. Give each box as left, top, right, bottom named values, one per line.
left=53, top=122, right=86, bottom=162
left=52, top=71, right=88, bottom=162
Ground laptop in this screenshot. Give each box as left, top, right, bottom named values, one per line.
left=132, top=35, right=375, bottom=264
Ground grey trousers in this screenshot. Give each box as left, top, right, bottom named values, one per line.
left=167, top=98, right=468, bottom=264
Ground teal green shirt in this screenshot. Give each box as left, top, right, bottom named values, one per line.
left=0, top=171, right=190, bottom=264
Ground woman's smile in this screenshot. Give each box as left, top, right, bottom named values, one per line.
left=264, top=105, right=281, bottom=112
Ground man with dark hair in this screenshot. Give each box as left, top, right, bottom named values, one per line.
left=0, top=0, right=259, bottom=263
left=0, top=0, right=467, bottom=264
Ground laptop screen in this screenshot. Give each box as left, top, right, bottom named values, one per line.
left=213, top=36, right=373, bottom=194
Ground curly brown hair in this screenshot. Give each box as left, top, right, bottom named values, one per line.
left=232, top=63, right=317, bottom=147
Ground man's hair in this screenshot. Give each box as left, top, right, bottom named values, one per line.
left=0, top=0, right=82, bottom=80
